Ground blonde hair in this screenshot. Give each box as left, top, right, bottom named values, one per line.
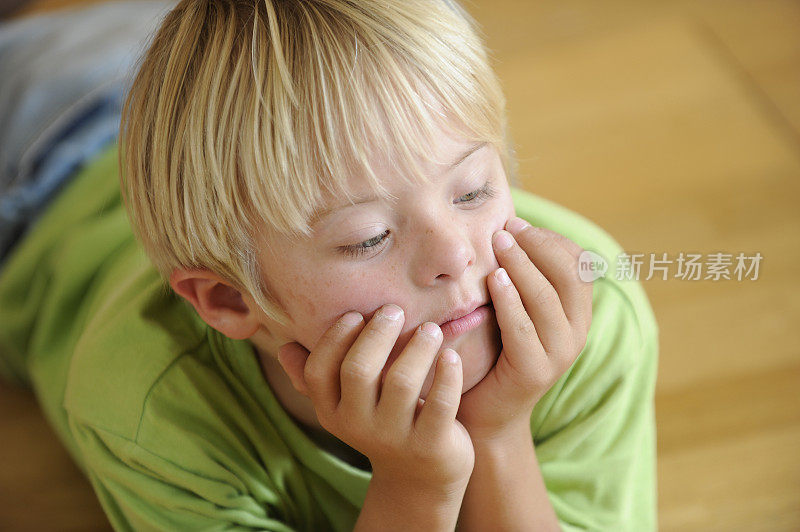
left=120, top=0, right=518, bottom=329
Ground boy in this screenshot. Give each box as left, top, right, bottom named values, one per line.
left=0, top=0, right=659, bottom=530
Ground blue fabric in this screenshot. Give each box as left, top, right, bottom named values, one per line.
left=0, top=0, right=175, bottom=269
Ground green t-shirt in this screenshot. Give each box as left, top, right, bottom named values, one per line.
left=0, top=143, right=659, bottom=531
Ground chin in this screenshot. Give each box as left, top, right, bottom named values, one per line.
left=459, top=343, right=500, bottom=394
left=456, top=312, right=502, bottom=393
left=418, top=320, right=502, bottom=399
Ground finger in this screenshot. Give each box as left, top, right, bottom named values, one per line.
left=277, top=343, right=310, bottom=396
left=538, top=228, right=594, bottom=339
left=547, top=231, right=583, bottom=260
left=414, top=349, right=462, bottom=440
left=377, top=321, right=444, bottom=426
left=507, top=224, right=593, bottom=338
left=488, top=266, right=546, bottom=375
left=492, top=229, right=571, bottom=355
left=339, top=304, right=405, bottom=420
left=506, top=218, right=583, bottom=259
left=303, top=311, right=365, bottom=418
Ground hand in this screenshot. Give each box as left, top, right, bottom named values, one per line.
left=277, top=305, right=475, bottom=491
left=456, top=216, right=593, bottom=444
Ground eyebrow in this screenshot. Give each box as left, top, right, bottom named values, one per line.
left=310, top=141, right=487, bottom=224
left=449, top=141, right=487, bottom=171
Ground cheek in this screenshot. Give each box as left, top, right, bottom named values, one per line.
left=492, top=193, right=516, bottom=248
left=475, top=196, right=515, bottom=260
left=285, top=267, right=402, bottom=351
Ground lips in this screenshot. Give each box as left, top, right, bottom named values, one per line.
left=439, top=303, right=493, bottom=338
left=438, top=300, right=491, bottom=327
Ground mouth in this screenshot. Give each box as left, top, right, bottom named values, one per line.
left=439, top=303, right=493, bottom=338
left=439, top=300, right=492, bottom=325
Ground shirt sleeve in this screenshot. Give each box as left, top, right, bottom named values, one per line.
left=530, top=279, right=659, bottom=531
left=68, top=419, right=300, bottom=532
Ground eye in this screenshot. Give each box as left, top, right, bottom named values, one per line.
left=339, top=229, right=390, bottom=258
left=338, top=179, right=498, bottom=258
left=456, top=179, right=498, bottom=204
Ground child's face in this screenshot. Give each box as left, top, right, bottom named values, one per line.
left=257, top=126, right=515, bottom=398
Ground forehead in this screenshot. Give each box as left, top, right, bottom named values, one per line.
left=314, top=129, right=487, bottom=211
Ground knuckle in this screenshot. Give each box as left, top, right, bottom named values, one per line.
left=425, top=390, right=458, bottom=412
left=531, top=281, right=559, bottom=306
left=383, top=369, right=418, bottom=395
left=303, top=358, right=324, bottom=387
left=340, top=357, right=374, bottom=384
left=513, top=314, right=536, bottom=337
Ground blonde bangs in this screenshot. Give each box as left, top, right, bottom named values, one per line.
left=119, top=0, right=515, bottom=327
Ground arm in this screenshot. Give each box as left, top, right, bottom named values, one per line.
left=453, top=217, right=659, bottom=530
left=458, top=426, right=560, bottom=531
left=452, top=220, right=592, bottom=530
left=277, top=308, right=476, bottom=531
left=457, top=285, right=658, bottom=531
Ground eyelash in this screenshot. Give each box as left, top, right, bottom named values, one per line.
left=338, top=180, right=498, bottom=258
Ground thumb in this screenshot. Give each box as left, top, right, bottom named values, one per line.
left=277, top=343, right=310, bottom=397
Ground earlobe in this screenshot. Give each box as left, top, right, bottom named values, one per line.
left=169, top=268, right=261, bottom=340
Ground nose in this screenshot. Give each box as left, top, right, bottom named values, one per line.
left=416, top=219, right=477, bottom=283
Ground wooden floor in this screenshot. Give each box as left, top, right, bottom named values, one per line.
left=2, top=0, right=799, bottom=530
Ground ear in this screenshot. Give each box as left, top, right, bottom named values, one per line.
left=169, top=268, right=261, bottom=340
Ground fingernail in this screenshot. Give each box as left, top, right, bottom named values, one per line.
left=420, top=322, right=441, bottom=337
left=381, top=304, right=403, bottom=320
left=442, top=349, right=459, bottom=364
left=496, top=268, right=511, bottom=286
left=507, top=217, right=531, bottom=233
left=341, top=311, right=363, bottom=326
left=494, top=230, right=514, bottom=251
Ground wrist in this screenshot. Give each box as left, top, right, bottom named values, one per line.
left=356, top=471, right=467, bottom=532
left=469, top=420, right=534, bottom=453
left=371, top=467, right=470, bottom=504
left=459, top=424, right=560, bottom=532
